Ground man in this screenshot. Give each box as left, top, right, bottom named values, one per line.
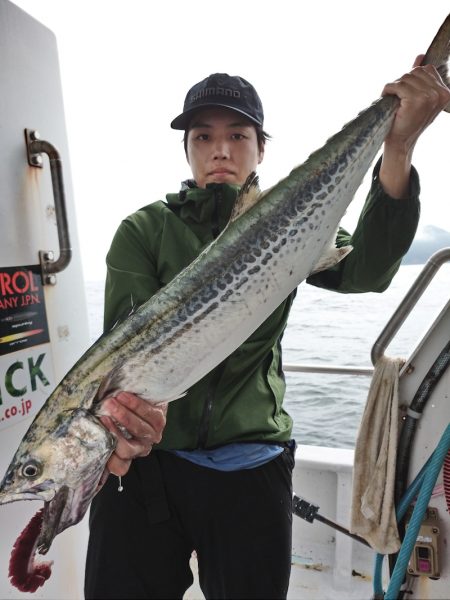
left=85, top=63, right=450, bottom=599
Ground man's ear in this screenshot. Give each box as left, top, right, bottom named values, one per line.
left=258, top=147, right=265, bottom=164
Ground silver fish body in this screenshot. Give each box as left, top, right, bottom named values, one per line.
left=0, top=95, right=399, bottom=541
left=0, top=13, right=449, bottom=558
left=99, top=97, right=398, bottom=404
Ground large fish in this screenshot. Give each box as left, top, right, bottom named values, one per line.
left=1, top=14, right=449, bottom=592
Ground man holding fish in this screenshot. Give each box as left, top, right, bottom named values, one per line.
left=83, top=54, right=450, bottom=599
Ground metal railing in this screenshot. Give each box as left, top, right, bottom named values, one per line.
left=284, top=363, right=373, bottom=376
left=371, top=248, right=450, bottom=365
left=283, top=248, right=450, bottom=378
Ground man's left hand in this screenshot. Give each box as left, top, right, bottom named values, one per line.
left=379, top=55, right=450, bottom=199
left=382, top=55, right=450, bottom=155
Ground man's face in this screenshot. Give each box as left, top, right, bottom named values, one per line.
left=186, top=107, right=264, bottom=188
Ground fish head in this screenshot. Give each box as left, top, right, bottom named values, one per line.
left=0, top=408, right=116, bottom=551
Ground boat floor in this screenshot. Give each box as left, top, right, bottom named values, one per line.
left=185, top=541, right=377, bottom=599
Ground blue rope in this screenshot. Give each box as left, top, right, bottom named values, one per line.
left=373, top=454, right=432, bottom=596
left=385, top=424, right=450, bottom=599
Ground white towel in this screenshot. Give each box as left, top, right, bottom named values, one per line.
left=350, top=355, right=404, bottom=554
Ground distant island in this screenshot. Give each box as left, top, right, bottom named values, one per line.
left=403, top=225, right=450, bottom=264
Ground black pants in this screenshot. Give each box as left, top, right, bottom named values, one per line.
left=85, top=447, right=294, bottom=600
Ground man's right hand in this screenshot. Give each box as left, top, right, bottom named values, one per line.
left=98, top=391, right=168, bottom=477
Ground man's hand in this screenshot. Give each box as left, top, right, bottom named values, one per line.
left=379, top=55, right=450, bottom=199
left=98, top=392, right=167, bottom=477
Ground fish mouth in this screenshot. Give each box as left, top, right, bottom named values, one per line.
left=37, top=486, right=70, bottom=554
left=0, top=482, right=56, bottom=504
left=37, top=469, right=106, bottom=554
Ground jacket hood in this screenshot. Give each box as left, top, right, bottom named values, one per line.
left=166, top=180, right=240, bottom=208
left=165, top=181, right=241, bottom=241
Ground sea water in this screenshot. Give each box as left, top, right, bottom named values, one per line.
left=85, top=263, right=450, bottom=449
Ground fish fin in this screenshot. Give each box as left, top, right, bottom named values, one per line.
left=310, top=245, right=353, bottom=275
left=129, top=294, right=141, bottom=316
left=108, top=299, right=142, bottom=333
left=229, top=172, right=264, bottom=223
left=92, top=365, right=123, bottom=405
left=422, top=13, right=450, bottom=112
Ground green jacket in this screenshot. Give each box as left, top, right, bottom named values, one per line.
left=104, top=160, right=420, bottom=449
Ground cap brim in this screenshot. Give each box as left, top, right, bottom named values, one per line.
left=170, top=104, right=262, bottom=130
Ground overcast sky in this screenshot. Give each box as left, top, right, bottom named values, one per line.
left=12, top=0, right=450, bottom=280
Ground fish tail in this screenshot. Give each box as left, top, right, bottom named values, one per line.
left=422, top=13, right=450, bottom=112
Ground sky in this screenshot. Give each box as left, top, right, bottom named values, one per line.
left=11, top=0, right=450, bottom=280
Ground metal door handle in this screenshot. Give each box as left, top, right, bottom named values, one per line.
left=24, top=128, right=72, bottom=285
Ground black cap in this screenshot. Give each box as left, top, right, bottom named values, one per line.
left=170, top=73, right=264, bottom=130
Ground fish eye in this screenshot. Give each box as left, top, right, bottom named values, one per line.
left=21, top=460, right=42, bottom=479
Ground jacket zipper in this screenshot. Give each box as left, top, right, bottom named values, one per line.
left=197, top=187, right=224, bottom=448
left=197, top=390, right=214, bottom=449
left=211, top=187, right=222, bottom=239
left=197, top=361, right=227, bottom=448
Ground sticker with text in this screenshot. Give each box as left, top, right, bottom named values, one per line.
left=0, top=348, right=54, bottom=431
left=0, top=266, right=50, bottom=357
